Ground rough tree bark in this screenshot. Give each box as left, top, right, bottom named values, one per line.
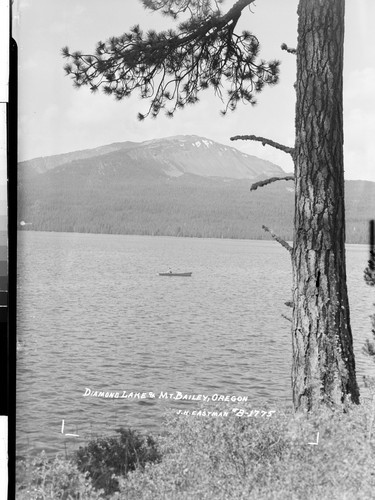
left=292, top=0, right=360, bottom=410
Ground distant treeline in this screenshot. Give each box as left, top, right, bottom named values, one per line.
left=18, top=169, right=375, bottom=244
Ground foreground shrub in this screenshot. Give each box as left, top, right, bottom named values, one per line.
left=75, top=427, right=161, bottom=495
left=16, top=452, right=104, bottom=499
left=16, top=401, right=375, bottom=499
left=116, top=401, right=375, bottom=500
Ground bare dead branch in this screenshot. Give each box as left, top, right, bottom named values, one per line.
left=250, top=175, right=294, bottom=191
left=281, top=314, right=292, bottom=323
left=230, top=134, right=294, bottom=156
left=262, top=225, right=292, bottom=254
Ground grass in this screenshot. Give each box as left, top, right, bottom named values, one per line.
left=16, top=398, right=375, bottom=499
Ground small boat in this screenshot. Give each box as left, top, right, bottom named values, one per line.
left=158, top=271, right=192, bottom=277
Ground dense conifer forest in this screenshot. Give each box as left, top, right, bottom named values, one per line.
left=18, top=168, right=374, bottom=244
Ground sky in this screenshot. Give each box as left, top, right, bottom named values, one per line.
left=13, top=0, right=375, bottom=181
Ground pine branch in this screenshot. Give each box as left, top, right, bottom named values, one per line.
left=364, top=267, right=375, bottom=287
left=62, top=0, right=280, bottom=118
left=250, top=175, right=294, bottom=191
left=363, top=221, right=375, bottom=366
left=364, top=244, right=375, bottom=286
left=363, top=338, right=375, bottom=357
left=281, top=43, right=296, bottom=55
left=230, top=135, right=294, bottom=156
left=141, top=0, right=223, bottom=19
left=262, top=225, right=292, bottom=254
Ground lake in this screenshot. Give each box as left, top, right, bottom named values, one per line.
left=16, top=231, right=375, bottom=456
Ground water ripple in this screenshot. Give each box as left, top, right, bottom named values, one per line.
left=16, top=233, right=375, bottom=455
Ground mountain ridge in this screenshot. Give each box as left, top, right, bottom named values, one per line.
left=18, top=135, right=375, bottom=244
left=19, top=135, right=286, bottom=180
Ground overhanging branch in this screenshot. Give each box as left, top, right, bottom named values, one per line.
left=230, top=134, right=294, bottom=156
left=250, top=175, right=294, bottom=191
left=62, top=0, right=280, bottom=119
left=281, top=43, right=296, bottom=55
left=262, top=225, right=292, bottom=254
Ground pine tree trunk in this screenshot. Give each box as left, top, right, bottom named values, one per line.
left=292, top=0, right=360, bottom=410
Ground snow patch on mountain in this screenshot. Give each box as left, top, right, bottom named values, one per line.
left=19, top=134, right=286, bottom=182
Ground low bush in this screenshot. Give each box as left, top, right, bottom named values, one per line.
left=116, top=401, right=375, bottom=499
left=16, top=401, right=375, bottom=499
left=75, top=427, right=161, bottom=495
left=16, top=452, right=104, bottom=499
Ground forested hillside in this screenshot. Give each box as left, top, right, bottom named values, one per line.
left=18, top=136, right=375, bottom=244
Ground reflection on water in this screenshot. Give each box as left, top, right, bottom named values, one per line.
left=16, top=232, right=375, bottom=455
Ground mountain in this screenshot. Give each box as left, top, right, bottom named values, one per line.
left=18, top=141, right=139, bottom=176
left=18, top=135, right=375, bottom=244
left=18, top=135, right=285, bottom=181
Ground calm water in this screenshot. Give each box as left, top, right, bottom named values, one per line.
left=16, top=231, right=375, bottom=456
